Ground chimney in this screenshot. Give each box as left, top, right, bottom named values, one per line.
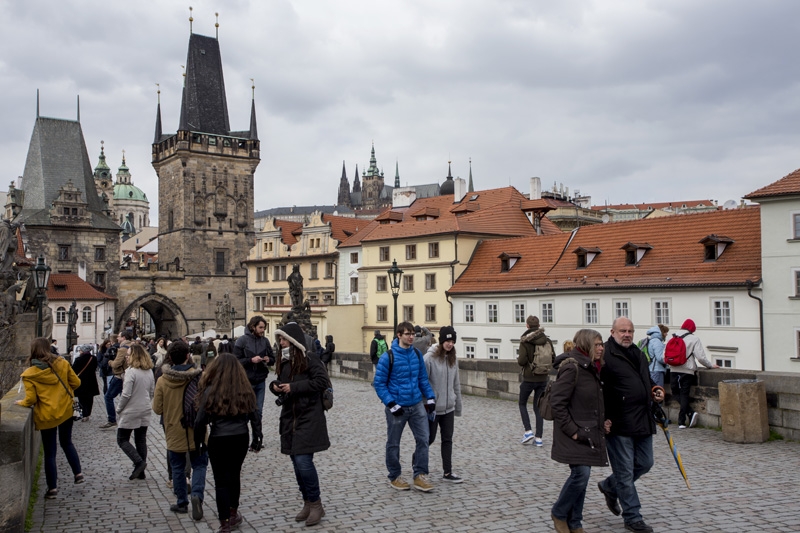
left=530, top=177, right=541, bottom=200
left=392, top=187, right=417, bottom=208
left=78, top=261, right=87, bottom=281
left=454, top=177, right=466, bottom=203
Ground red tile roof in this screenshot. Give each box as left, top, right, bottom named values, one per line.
left=321, top=214, right=370, bottom=243
left=590, top=200, right=716, bottom=211
left=745, top=168, right=800, bottom=199
left=47, top=273, right=115, bottom=301
left=449, top=207, right=760, bottom=295
left=273, top=219, right=304, bottom=246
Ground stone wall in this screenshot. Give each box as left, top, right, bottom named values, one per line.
left=0, top=386, right=40, bottom=533
left=328, top=353, right=800, bottom=439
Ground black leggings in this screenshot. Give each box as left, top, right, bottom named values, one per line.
left=429, top=411, right=455, bottom=474
left=208, top=433, right=249, bottom=521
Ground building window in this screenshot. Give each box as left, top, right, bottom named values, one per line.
left=541, top=302, right=554, bottom=323
left=377, top=306, right=388, bottom=322
left=273, top=265, right=287, bottom=281
left=325, top=262, right=335, bottom=279
left=215, top=251, right=225, bottom=274
left=270, top=294, right=285, bottom=305
left=94, top=272, right=106, bottom=288
left=58, top=246, right=70, bottom=261
left=350, top=252, right=359, bottom=263
left=94, top=247, right=106, bottom=261
left=794, top=213, right=800, bottom=239
left=403, top=275, right=414, bottom=292
left=379, top=246, right=390, bottom=262
left=308, top=293, right=318, bottom=303
left=82, top=306, right=92, bottom=323
left=256, top=266, right=267, bottom=282
left=584, top=300, right=598, bottom=324
left=403, top=305, right=414, bottom=322
left=376, top=276, right=387, bottom=292
left=428, top=242, right=439, bottom=258
left=488, top=303, right=498, bottom=323
left=309, top=237, right=321, bottom=249
left=323, top=292, right=334, bottom=304
left=464, top=303, right=474, bottom=323
left=654, top=300, right=670, bottom=325
left=488, top=345, right=499, bottom=359
left=254, top=295, right=267, bottom=310
left=513, top=302, right=526, bottom=323
left=715, top=357, right=733, bottom=368
left=614, top=299, right=630, bottom=318
left=425, top=273, right=436, bottom=291
left=350, top=277, right=358, bottom=294
left=56, top=307, right=66, bottom=323
left=713, top=299, right=732, bottom=326
left=425, top=305, right=436, bottom=322
left=464, top=344, right=475, bottom=359
left=406, top=244, right=417, bottom=260
left=263, top=241, right=273, bottom=253
left=577, top=253, right=587, bottom=268
left=310, top=263, right=318, bottom=279
left=625, top=250, right=636, bottom=266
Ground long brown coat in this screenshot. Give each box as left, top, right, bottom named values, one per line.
left=550, top=349, right=608, bottom=467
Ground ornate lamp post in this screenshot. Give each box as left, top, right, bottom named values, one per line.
left=201, top=321, right=206, bottom=336
left=387, top=259, right=403, bottom=334
left=32, top=255, right=52, bottom=338
left=106, top=316, right=113, bottom=335
left=229, top=307, right=236, bottom=338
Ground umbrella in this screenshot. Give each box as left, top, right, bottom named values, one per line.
left=651, top=401, right=691, bottom=490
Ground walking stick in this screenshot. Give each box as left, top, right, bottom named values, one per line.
left=651, top=399, right=691, bottom=489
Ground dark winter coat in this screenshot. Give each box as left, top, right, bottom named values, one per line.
left=275, top=353, right=330, bottom=456
left=550, top=350, right=608, bottom=467
left=517, top=327, right=554, bottom=383
left=321, top=341, right=335, bottom=365
left=601, top=336, right=656, bottom=437
left=72, top=352, right=100, bottom=398
left=234, top=331, right=275, bottom=385
left=369, top=334, right=386, bottom=365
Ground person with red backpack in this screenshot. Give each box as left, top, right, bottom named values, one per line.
left=668, top=319, right=718, bottom=429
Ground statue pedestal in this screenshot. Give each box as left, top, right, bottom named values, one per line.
left=13, top=313, right=37, bottom=355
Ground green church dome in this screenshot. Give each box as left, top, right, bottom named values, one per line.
left=114, top=183, right=148, bottom=202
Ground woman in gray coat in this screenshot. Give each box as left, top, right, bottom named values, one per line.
left=550, top=329, right=611, bottom=533
left=116, top=344, right=155, bottom=480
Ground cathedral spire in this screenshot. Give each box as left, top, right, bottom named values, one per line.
left=395, top=160, right=400, bottom=188
left=468, top=158, right=474, bottom=193
left=248, top=79, right=258, bottom=140
left=154, top=84, right=163, bottom=144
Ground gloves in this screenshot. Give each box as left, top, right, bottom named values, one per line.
left=425, top=398, right=436, bottom=414
left=427, top=411, right=436, bottom=422
left=269, top=380, right=282, bottom=396
left=250, top=433, right=263, bottom=452
left=387, top=401, right=404, bottom=417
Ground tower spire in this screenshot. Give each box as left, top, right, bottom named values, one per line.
left=468, top=157, right=474, bottom=192
left=189, top=6, right=193, bottom=33
left=36, top=89, right=40, bottom=118
left=248, top=79, right=258, bottom=140
left=154, top=84, right=163, bottom=144
left=76, top=94, right=80, bottom=122
left=395, top=160, right=400, bottom=188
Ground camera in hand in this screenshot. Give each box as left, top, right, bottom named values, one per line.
left=270, top=379, right=287, bottom=406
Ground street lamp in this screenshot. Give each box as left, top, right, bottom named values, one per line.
left=201, top=321, right=206, bottom=336
left=229, top=307, right=236, bottom=338
left=387, top=259, right=403, bottom=334
left=106, top=316, right=113, bottom=332
left=32, top=255, right=52, bottom=338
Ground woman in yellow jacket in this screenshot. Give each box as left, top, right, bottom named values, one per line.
left=16, top=337, right=84, bottom=499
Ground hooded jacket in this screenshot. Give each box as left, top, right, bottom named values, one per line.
left=234, top=331, right=275, bottom=385
left=18, top=357, right=80, bottom=430
left=645, top=326, right=667, bottom=373
left=109, top=339, right=133, bottom=378
left=117, top=367, right=155, bottom=429
left=601, top=336, right=656, bottom=437
left=369, top=333, right=386, bottom=364
left=152, top=363, right=202, bottom=452
left=550, top=349, right=608, bottom=467
left=374, top=338, right=435, bottom=408
left=669, top=328, right=714, bottom=374
left=72, top=352, right=99, bottom=398
left=424, top=344, right=462, bottom=416
left=275, top=352, right=330, bottom=455
left=517, top=327, right=554, bottom=383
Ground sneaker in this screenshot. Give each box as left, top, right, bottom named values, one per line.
left=191, top=495, right=203, bottom=520
left=413, top=474, right=433, bottom=492
left=678, top=425, right=687, bottom=429
left=170, top=503, right=188, bottom=514
left=624, top=520, right=654, bottom=532
left=442, top=473, right=463, bottom=483
left=534, top=437, right=543, bottom=447
left=389, top=477, right=410, bottom=490
left=99, top=421, right=117, bottom=429
left=689, top=411, right=699, bottom=428
left=44, top=488, right=58, bottom=499
left=521, top=430, right=535, bottom=444
left=74, top=473, right=85, bottom=485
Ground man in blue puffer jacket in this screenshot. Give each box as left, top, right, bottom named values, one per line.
left=374, top=321, right=436, bottom=493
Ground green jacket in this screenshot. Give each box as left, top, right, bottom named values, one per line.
left=517, top=328, right=553, bottom=383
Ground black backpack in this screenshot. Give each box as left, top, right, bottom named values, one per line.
left=180, top=374, right=200, bottom=430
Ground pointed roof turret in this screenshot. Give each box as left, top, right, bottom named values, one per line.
left=340, top=160, right=348, bottom=181
left=153, top=85, right=163, bottom=143
left=178, top=33, right=231, bottom=134
left=94, top=141, right=110, bottom=175
left=468, top=158, right=474, bottom=193
left=353, top=165, right=361, bottom=192
left=248, top=96, right=258, bottom=140
left=178, top=85, right=189, bottom=131
left=395, top=161, right=400, bottom=188
left=440, top=160, right=455, bottom=196
left=117, top=151, right=131, bottom=184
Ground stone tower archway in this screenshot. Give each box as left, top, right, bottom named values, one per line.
left=116, top=293, right=187, bottom=339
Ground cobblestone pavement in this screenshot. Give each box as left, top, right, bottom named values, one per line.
left=29, top=375, right=800, bottom=533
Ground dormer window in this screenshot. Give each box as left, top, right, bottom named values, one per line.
left=700, top=235, right=734, bottom=261
left=499, top=252, right=521, bottom=272
left=376, top=211, right=404, bottom=225
left=621, top=242, right=653, bottom=266
left=574, top=247, right=601, bottom=268
left=410, top=207, right=440, bottom=221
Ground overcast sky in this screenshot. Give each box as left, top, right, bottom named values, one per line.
left=2, top=0, right=799, bottom=217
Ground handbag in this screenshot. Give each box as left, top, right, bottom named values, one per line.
left=72, top=397, right=83, bottom=420
left=322, top=387, right=333, bottom=410
left=537, top=358, right=579, bottom=421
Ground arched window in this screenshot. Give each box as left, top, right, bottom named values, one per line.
left=82, top=306, right=92, bottom=323
left=56, top=307, right=66, bottom=323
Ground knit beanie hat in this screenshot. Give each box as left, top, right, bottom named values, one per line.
left=275, top=322, right=307, bottom=354
left=681, top=319, right=696, bottom=333
left=439, top=326, right=457, bottom=344
left=526, top=315, right=540, bottom=329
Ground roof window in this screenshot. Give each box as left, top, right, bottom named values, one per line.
left=573, top=247, right=602, bottom=268
left=499, top=252, right=521, bottom=272
left=621, top=242, right=653, bottom=266
left=699, top=235, right=734, bottom=261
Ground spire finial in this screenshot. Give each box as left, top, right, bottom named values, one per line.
left=121, top=149, right=126, bottom=164
left=189, top=6, right=193, bottom=33
left=77, top=94, right=80, bottom=122
left=250, top=78, right=255, bottom=99
left=36, top=89, right=40, bottom=118
left=101, top=140, right=105, bottom=155
left=156, top=83, right=161, bottom=104
left=215, top=12, right=219, bottom=39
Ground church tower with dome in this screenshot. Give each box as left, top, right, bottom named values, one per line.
left=93, top=143, right=151, bottom=232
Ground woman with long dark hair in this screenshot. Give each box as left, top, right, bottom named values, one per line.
left=269, top=322, right=330, bottom=527
left=423, top=326, right=463, bottom=483
left=72, top=344, right=99, bottom=422
left=116, top=343, right=155, bottom=480
left=16, top=337, right=84, bottom=498
left=195, top=354, right=262, bottom=533
left=550, top=329, right=611, bottom=533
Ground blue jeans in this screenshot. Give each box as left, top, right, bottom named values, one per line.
left=252, top=380, right=266, bottom=419
left=41, top=418, right=82, bottom=490
left=168, top=449, right=208, bottom=507
left=104, top=376, right=123, bottom=423
left=552, top=465, right=591, bottom=530
left=385, top=401, right=429, bottom=480
left=291, top=454, right=321, bottom=502
left=600, top=434, right=654, bottom=525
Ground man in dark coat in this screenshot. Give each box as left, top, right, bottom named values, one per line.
left=234, top=316, right=275, bottom=418
left=597, top=317, right=664, bottom=533
left=517, top=315, right=553, bottom=446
